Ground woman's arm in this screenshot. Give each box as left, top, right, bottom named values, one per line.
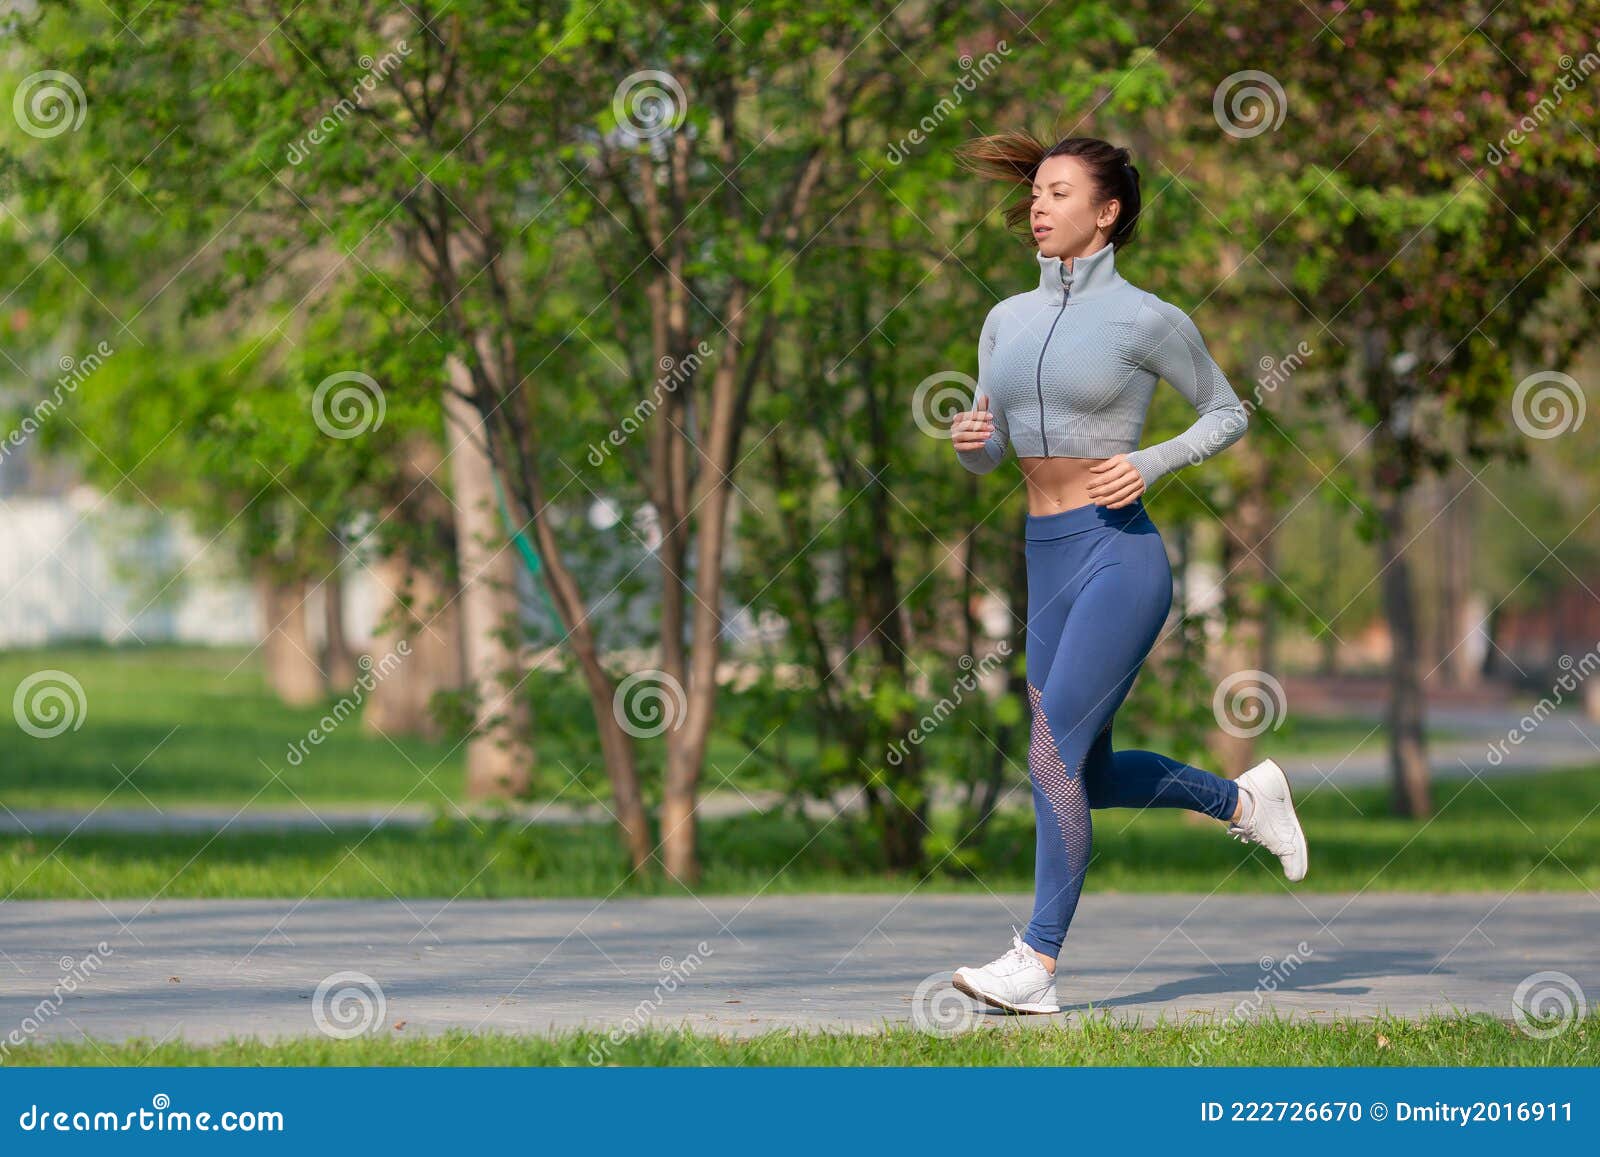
left=955, top=305, right=1010, bottom=475
left=1122, top=294, right=1249, bottom=487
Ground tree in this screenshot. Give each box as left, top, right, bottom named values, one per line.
left=1155, top=0, right=1600, bottom=816
left=8, top=0, right=981, bottom=880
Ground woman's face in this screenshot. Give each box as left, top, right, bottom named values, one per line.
left=1030, top=153, right=1118, bottom=259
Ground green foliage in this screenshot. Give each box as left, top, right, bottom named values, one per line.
left=7, top=0, right=1597, bottom=879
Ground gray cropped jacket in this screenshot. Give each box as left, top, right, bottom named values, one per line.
left=955, top=240, right=1248, bottom=487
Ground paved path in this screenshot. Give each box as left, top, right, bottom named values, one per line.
left=1, top=893, right=1593, bottom=1046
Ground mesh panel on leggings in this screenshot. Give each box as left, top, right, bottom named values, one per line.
left=1026, top=681, right=1092, bottom=903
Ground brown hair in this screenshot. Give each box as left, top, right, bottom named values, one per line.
left=955, top=131, right=1142, bottom=252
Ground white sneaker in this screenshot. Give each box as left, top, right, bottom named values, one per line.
left=1228, top=758, right=1308, bottom=882
left=952, top=927, right=1060, bottom=1014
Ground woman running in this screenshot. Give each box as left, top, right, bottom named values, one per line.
left=947, top=133, right=1309, bottom=1016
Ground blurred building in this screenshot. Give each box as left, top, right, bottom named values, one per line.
left=0, top=435, right=384, bottom=648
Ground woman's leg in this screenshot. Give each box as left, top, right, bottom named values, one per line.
left=1021, top=519, right=1173, bottom=961
left=1082, top=717, right=1240, bottom=821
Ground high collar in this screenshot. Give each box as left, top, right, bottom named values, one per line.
left=1035, top=240, right=1120, bottom=304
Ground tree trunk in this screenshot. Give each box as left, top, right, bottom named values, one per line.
left=256, top=566, right=324, bottom=707
left=862, top=376, right=927, bottom=872
left=1442, top=480, right=1480, bottom=687
left=1210, top=455, right=1273, bottom=781
left=486, top=355, right=654, bottom=872
left=1317, top=497, right=1340, bottom=675
left=322, top=544, right=359, bottom=690
left=1376, top=485, right=1432, bottom=817
left=360, top=550, right=465, bottom=740
left=361, top=433, right=465, bottom=741
left=657, top=295, right=757, bottom=887
left=445, top=357, right=533, bottom=799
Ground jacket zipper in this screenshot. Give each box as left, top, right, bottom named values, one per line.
left=1035, top=261, right=1073, bottom=455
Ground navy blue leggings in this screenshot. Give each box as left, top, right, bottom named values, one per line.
left=1021, top=497, right=1240, bottom=959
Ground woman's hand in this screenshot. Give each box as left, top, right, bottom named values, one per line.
left=951, top=393, right=995, bottom=452
left=1087, top=454, right=1146, bottom=509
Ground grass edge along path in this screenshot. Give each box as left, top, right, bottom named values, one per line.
left=2, top=762, right=1599, bottom=898
left=3, top=1009, right=1595, bottom=1067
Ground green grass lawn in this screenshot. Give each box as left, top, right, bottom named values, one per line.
left=0, top=645, right=822, bottom=809
left=4, top=1010, right=1594, bottom=1066
left=0, top=645, right=1496, bottom=812
left=0, top=646, right=469, bottom=808
left=2, top=646, right=1594, bottom=899
left=2, top=764, right=1596, bottom=898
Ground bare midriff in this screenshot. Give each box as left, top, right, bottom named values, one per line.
left=1017, top=455, right=1115, bottom=516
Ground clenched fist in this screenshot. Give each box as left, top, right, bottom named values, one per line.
left=952, top=393, right=995, bottom=452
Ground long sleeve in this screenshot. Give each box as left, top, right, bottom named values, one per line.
left=955, top=304, right=1010, bottom=475
left=1123, top=295, right=1249, bottom=488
